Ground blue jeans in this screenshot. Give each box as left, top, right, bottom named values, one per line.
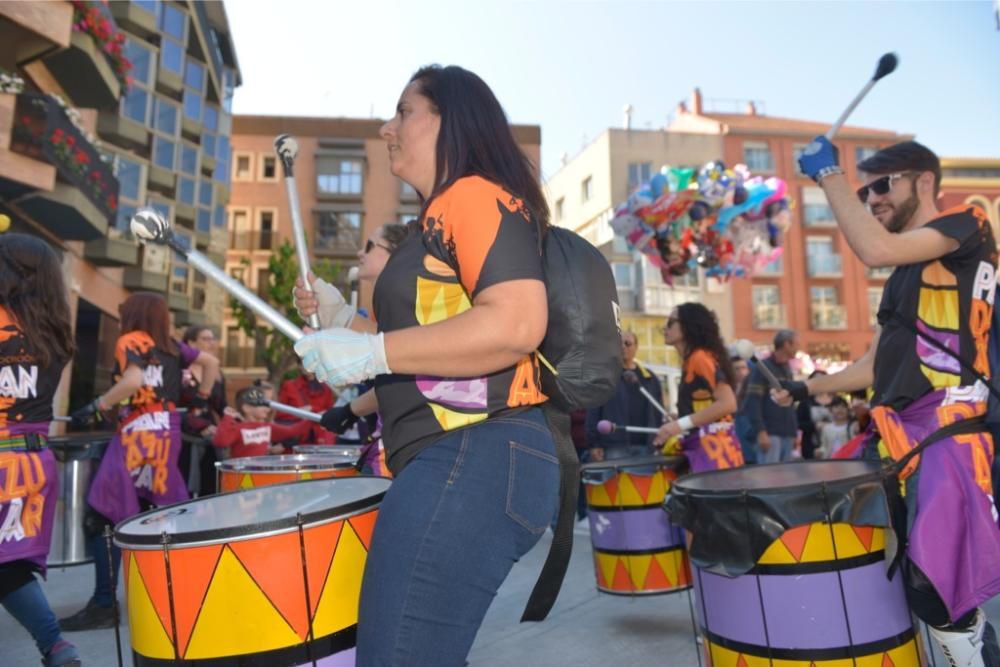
left=1, top=575, right=74, bottom=660
left=88, top=530, right=121, bottom=608
left=356, top=408, right=559, bottom=666
left=756, top=434, right=795, bottom=463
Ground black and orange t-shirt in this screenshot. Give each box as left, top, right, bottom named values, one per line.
left=677, top=349, right=731, bottom=422
left=373, top=176, right=547, bottom=472
left=0, top=306, right=67, bottom=435
left=874, top=204, right=998, bottom=411
left=113, top=332, right=198, bottom=426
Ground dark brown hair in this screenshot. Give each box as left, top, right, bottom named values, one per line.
left=675, top=302, right=735, bottom=387
left=119, top=292, right=178, bottom=356
left=858, top=141, right=941, bottom=196
left=379, top=223, right=409, bottom=253
left=0, top=233, right=75, bottom=367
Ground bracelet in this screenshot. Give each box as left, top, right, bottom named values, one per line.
left=677, top=415, right=695, bottom=432
left=816, top=165, right=844, bottom=184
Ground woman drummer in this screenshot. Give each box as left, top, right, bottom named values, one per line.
left=0, top=234, right=80, bottom=666
left=59, top=292, right=219, bottom=632
left=292, top=65, right=557, bottom=665
left=654, top=302, right=744, bottom=472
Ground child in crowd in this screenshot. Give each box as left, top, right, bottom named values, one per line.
left=213, top=387, right=311, bottom=458
left=817, top=396, right=856, bottom=458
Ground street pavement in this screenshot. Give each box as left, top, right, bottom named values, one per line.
left=5, top=520, right=999, bottom=666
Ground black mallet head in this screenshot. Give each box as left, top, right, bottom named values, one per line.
left=130, top=207, right=172, bottom=244
left=873, top=52, right=898, bottom=82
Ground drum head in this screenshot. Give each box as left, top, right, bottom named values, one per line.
left=114, top=476, right=390, bottom=549
left=580, top=455, right=686, bottom=474
left=217, top=453, right=356, bottom=473
left=673, top=459, right=883, bottom=494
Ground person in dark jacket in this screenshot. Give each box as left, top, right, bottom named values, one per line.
left=586, top=331, right=664, bottom=461
left=742, top=329, right=799, bottom=463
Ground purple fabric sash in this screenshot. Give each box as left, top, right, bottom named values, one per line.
left=0, top=448, right=58, bottom=574
left=868, top=389, right=1000, bottom=620
left=680, top=421, right=744, bottom=474
left=87, top=411, right=188, bottom=525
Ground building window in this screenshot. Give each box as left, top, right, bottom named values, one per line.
left=233, top=152, right=253, bottom=181
left=743, top=141, right=774, bottom=172
left=183, top=59, right=205, bottom=122
left=806, top=236, right=842, bottom=276
left=215, top=134, right=231, bottom=184
left=153, top=97, right=179, bottom=135
left=867, top=287, right=883, bottom=328
left=581, top=176, right=592, bottom=203
left=752, top=285, right=784, bottom=329
left=792, top=143, right=808, bottom=177
left=133, top=0, right=157, bottom=15
left=856, top=146, right=879, bottom=170
left=198, top=178, right=213, bottom=208
left=152, top=136, right=175, bottom=170
left=158, top=4, right=186, bottom=75
left=316, top=158, right=363, bottom=195
left=613, top=263, right=633, bottom=289
left=177, top=177, right=195, bottom=205
left=258, top=209, right=275, bottom=250
left=627, top=162, right=652, bottom=190
left=256, top=267, right=270, bottom=298
left=811, top=286, right=846, bottom=329
left=555, top=197, right=564, bottom=222
left=179, top=143, right=197, bottom=176
left=111, top=153, right=145, bottom=233
left=802, top=186, right=835, bottom=227
left=315, top=211, right=362, bottom=252
left=229, top=208, right=250, bottom=232
left=260, top=155, right=277, bottom=181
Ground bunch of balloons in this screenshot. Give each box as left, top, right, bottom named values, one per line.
left=610, top=161, right=793, bottom=283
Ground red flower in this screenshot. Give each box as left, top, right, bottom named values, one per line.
left=75, top=149, right=90, bottom=165
left=65, top=135, right=75, bottom=147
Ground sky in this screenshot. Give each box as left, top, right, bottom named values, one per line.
left=227, top=0, right=1000, bottom=182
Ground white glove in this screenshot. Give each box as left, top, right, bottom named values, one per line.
left=296, top=277, right=355, bottom=329
left=294, top=328, right=390, bottom=387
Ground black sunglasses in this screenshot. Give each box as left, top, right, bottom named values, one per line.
left=856, top=172, right=912, bottom=203
left=364, top=239, right=391, bottom=254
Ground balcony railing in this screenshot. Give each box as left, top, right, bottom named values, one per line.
left=315, top=229, right=361, bottom=255
left=639, top=283, right=699, bottom=316
left=753, top=304, right=786, bottom=329
left=229, top=230, right=278, bottom=251
left=867, top=266, right=893, bottom=279
left=812, top=304, right=848, bottom=330
left=806, top=253, right=842, bottom=277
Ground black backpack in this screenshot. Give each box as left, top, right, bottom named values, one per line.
left=537, top=226, right=622, bottom=410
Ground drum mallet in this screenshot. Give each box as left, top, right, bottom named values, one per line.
left=130, top=209, right=304, bottom=342
left=275, top=134, right=321, bottom=330
left=623, top=369, right=668, bottom=419
left=348, top=266, right=359, bottom=310
left=597, top=420, right=659, bottom=435
left=823, top=52, right=898, bottom=141
left=268, top=400, right=322, bottom=424
left=735, top=339, right=784, bottom=392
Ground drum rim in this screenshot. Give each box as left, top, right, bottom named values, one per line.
left=580, top=454, right=687, bottom=473
left=113, top=476, right=389, bottom=549
left=671, top=459, right=884, bottom=495
left=215, top=453, right=358, bottom=472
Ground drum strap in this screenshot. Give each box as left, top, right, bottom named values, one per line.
left=520, top=405, right=579, bottom=622
left=0, top=433, right=45, bottom=451
left=882, top=415, right=986, bottom=578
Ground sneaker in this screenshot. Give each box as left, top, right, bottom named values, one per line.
left=43, top=639, right=81, bottom=667
left=58, top=599, right=116, bottom=632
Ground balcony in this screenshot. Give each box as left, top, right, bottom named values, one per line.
left=223, top=345, right=267, bottom=369
left=638, top=283, right=699, bottom=317
left=230, top=230, right=279, bottom=252
left=123, top=267, right=168, bottom=293
left=806, top=253, right=842, bottom=277
left=42, top=3, right=126, bottom=111
left=753, top=304, right=787, bottom=330
left=84, top=234, right=138, bottom=267
left=812, top=304, right=848, bottom=330
left=108, top=0, right=157, bottom=39
left=97, top=113, right=148, bottom=152
left=9, top=93, right=119, bottom=240
left=0, top=2, right=73, bottom=66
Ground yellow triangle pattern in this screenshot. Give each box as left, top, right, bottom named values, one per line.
left=301, top=472, right=313, bottom=480
left=414, top=276, right=471, bottom=326
left=126, top=552, right=176, bottom=660
left=594, top=551, right=618, bottom=589
left=653, top=549, right=688, bottom=585
left=312, top=522, right=367, bottom=638
left=758, top=524, right=889, bottom=565
left=917, top=286, right=959, bottom=330
left=704, top=633, right=920, bottom=666
left=585, top=481, right=612, bottom=507
left=626, top=553, right=652, bottom=590
left=428, top=403, right=487, bottom=432
left=239, top=474, right=254, bottom=490
left=184, top=547, right=301, bottom=659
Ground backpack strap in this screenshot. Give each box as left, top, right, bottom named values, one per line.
left=888, top=312, right=1000, bottom=403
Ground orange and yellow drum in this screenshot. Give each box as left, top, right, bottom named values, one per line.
left=216, top=453, right=358, bottom=493
left=580, top=455, right=691, bottom=595
left=114, top=476, right=389, bottom=666
left=667, top=460, right=925, bottom=666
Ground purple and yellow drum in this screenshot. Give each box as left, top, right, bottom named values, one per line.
left=666, top=460, right=926, bottom=666
left=115, top=476, right=390, bottom=666
left=216, top=454, right=357, bottom=493
left=581, top=455, right=691, bottom=595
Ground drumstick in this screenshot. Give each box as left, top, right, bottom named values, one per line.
left=268, top=400, right=322, bottom=423
left=735, top=339, right=783, bottom=392
left=597, top=420, right=659, bottom=435
left=623, top=370, right=669, bottom=418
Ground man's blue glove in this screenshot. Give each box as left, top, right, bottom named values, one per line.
left=798, top=136, right=842, bottom=183
left=294, top=328, right=391, bottom=388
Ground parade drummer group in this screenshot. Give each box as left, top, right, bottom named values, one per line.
left=2, top=63, right=999, bottom=667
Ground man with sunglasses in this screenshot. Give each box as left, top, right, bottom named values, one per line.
left=787, top=139, right=1000, bottom=666
left=585, top=330, right=664, bottom=461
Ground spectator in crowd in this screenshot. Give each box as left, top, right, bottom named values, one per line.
left=743, top=329, right=799, bottom=463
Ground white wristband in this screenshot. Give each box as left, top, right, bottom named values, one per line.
left=677, top=415, right=695, bottom=432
